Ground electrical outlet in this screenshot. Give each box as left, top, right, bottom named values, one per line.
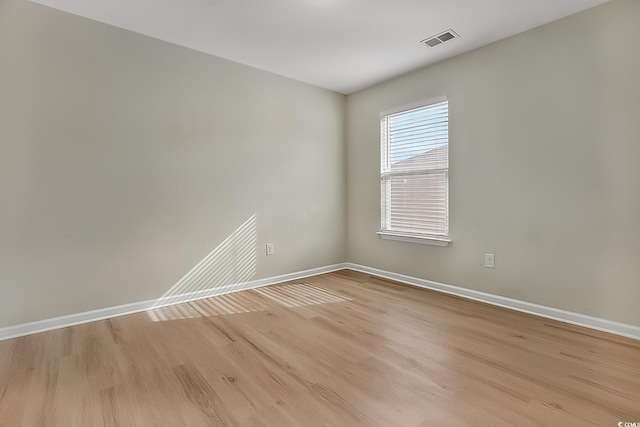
left=266, top=243, right=274, bottom=256
left=484, top=253, right=495, bottom=268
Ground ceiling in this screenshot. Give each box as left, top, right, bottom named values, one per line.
left=31, top=0, right=609, bottom=94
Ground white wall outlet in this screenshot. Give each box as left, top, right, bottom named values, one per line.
left=484, top=253, right=495, bottom=268
left=266, top=243, right=274, bottom=256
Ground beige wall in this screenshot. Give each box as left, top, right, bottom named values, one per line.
left=0, top=0, right=346, bottom=327
left=2, top=0, right=639, bottom=331
left=346, top=0, right=640, bottom=326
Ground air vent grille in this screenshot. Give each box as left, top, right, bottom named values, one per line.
left=421, top=29, right=459, bottom=48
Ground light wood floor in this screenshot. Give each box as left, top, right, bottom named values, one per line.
left=1, top=270, right=639, bottom=426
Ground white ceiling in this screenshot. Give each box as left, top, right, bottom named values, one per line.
left=31, top=0, right=609, bottom=94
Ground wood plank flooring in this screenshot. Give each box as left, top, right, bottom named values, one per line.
left=1, top=270, right=639, bottom=426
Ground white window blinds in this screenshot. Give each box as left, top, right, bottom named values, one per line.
left=380, top=98, right=449, bottom=237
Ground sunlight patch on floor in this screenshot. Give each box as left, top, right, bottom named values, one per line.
left=147, top=291, right=268, bottom=321
left=253, top=283, right=351, bottom=308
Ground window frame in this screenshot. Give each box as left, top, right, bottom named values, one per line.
left=378, top=96, right=452, bottom=246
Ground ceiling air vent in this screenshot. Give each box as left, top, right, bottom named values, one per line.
left=421, top=29, right=459, bottom=48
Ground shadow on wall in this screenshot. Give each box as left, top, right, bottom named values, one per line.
left=147, top=214, right=257, bottom=321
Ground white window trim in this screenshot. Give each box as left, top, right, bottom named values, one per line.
left=379, top=95, right=448, bottom=118
left=379, top=95, right=451, bottom=245
left=376, top=231, right=452, bottom=246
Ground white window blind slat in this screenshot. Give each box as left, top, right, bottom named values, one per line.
left=380, top=99, right=449, bottom=237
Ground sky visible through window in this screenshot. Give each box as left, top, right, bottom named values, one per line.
left=388, top=103, right=448, bottom=164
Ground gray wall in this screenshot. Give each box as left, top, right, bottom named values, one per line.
left=346, top=0, right=640, bottom=327
left=0, top=0, right=346, bottom=327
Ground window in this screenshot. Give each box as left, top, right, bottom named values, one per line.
left=379, top=97, right=450, bottom=245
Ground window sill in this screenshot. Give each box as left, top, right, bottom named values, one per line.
left=376, top=231, right=452, bottom=247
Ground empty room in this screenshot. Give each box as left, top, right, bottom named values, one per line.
left=1, top=0, right=639, bottom=425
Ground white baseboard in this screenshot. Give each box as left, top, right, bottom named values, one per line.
left=3, top=262, right=638, bottom=342
left=345, top=263, right=640, bottom=341
left=0, top=263, right=348, bottom=341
